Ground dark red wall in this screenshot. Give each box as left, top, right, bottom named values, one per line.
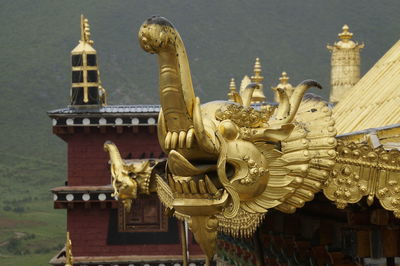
left=64, top=127, right=162, bottom=186
left=67, top=208, right=183, bottom=256
left=56, top=125, right=203, bottom=258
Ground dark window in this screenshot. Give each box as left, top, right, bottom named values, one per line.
left=86, top=54, right=97, bottom=66
left=71, top=87, right=84, bottom=105
left=108, top=209, right=180, bottom=245
left=71, top=55, right=83, bottom=66
left=87, top=70, right=98, bottom=82
left=70, top=87, right=99, bottom=105
left=119, top=194, right=168, bottom=232
left=88, top=86, right=99, bottom=104
left=72, top=71, right=83, bottom=83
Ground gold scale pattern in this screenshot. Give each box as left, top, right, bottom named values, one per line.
left=324, top=140, right=400, bottom=217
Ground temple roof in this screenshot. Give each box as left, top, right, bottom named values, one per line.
left=48, top=105, right=161, bottom=127
left=333, top=40, right=400, bottom=134
left=48, top=104, right=160, bottom=115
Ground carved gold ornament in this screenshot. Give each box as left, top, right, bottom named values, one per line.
left=324, top=140, right=400, bottom=217
left=104, top=141, right=156, bottom=211
left=65, top=232, right=73, bottom=266
left=137, top=16, right=337, bottom=260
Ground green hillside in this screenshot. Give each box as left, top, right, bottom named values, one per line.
left=1, top=0, right=400, bottom=265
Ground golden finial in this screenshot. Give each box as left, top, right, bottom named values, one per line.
left=272, top=71, right=294, bottom=102
left=80, top=14, right=94, bottom=45
left=251, top=58, right=264, bottom=84
left=249, top=58, right=266, bottom=103
left=279, top=72, right=289, bottom=84
left=327, top=24, right=364, bottom=103
left=338, top=24, right=353, bottom=41
left=65, top=232, right=73, bottom=266
left=228, top=78, right=237, bottom=101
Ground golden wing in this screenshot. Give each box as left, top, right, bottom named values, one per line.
left=155, top=174, right=174, bottom=209
left=241, top=94, right=336, bottom=215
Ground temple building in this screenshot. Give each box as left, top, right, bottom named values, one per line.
left=327, top=25, right=364, bottom=104
left=48, top=17, right=400, bottom=266
left=48, top=16, right=205, bottom=266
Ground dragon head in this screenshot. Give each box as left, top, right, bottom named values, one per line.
left=138, top=16, right=336, bottom=260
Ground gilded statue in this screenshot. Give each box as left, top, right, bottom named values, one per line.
left=136, top=16, right=337, bottom=260
left=101, top=15, right=400, bottom=262
left=104, top=141, right=157, bottom=211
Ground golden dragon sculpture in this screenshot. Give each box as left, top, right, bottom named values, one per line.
left=103, top=16, right=400, bottom=262
left=134, top=16, right=336, bottom=260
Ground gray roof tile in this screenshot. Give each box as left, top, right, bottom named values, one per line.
left=48, top=104, right=161, bottom=115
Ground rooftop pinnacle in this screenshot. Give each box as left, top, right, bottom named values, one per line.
left=251, top=58, right=264, bottom=84
left=228, top=78, right=237, bottom=101
left=338, top=24, right=353, bottom=41
left=81, top=14, right=94, bottom=45
left=279, top=72, right=289, bottom=84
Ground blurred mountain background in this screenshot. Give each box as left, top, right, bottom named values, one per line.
left=1, top=0, right=400, bottom=264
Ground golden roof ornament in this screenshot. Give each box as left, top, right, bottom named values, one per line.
left=70, top=15, right=106, bottom=107
left=72, top=15, right=96, bottom=54
left=227, top=78, right=237, bottom=101
left=279, top=71, right=289, bottom=84
left=136, top=16, right=332, bottom=261
left=327, top=24, right=364, bottom=103
left=251, top=58, right=263, bottom=84
left=65, top=232, right=73, bottom=266
left=338, top=24, right=353, bottom=40
left=272, top=72, right=294, bottom=102
left=249, top=58, right=266, bottom=103
left=81, top=15, right=94, bottom=45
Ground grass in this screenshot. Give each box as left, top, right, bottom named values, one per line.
left=0, top=252, right=59, bottom=266
left=0, top=154, right=66, bottom=266
left=0, top=202, right=66, bottom=266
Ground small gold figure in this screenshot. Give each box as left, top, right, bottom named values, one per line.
left=65, top=232, right=73, bottom=266
left=104, top=141, right=157, bottom=211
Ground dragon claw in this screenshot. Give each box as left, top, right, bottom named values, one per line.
left=165, top=129, right=195, bottom=150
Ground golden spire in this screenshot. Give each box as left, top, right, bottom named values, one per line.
left=272, top=72, right=294, bottom=102
left=249, top=58, right=266, bottom=103
left=70, top=15, right=106, bottom=107
left=279, top=71, right=289, bottom=84
left=338, top=24, right=353, bottom=41
left=80, top=14, right=94, bottom=45
left=327, top=24, right=364, bottom=103
left=65, top=232, right=73, bottom=266
left=228, top=78, right=237, bottom=101
left=251, top=58, right=264, bottom=84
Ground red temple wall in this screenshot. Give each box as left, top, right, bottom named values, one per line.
left=67, top=209, right=183, bottom=256
left=64, top=127, right=162, bottom=186
left=56, top=125, right=203, bottom=258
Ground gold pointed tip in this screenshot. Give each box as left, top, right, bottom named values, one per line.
left=279, top=71, right=289, bottom=83
left=338, top=24, right=353, bottom=40
left=251, top=58, right=264, bottom=83
left=65, top=231, right=73, bottom=266
left=229, top=79, right=236, bottom=87
left=80, top=15, right=93, bottom=44
left=229, top=78, right=236, bottom=92
left=254, top=57, right=261, bottom=68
